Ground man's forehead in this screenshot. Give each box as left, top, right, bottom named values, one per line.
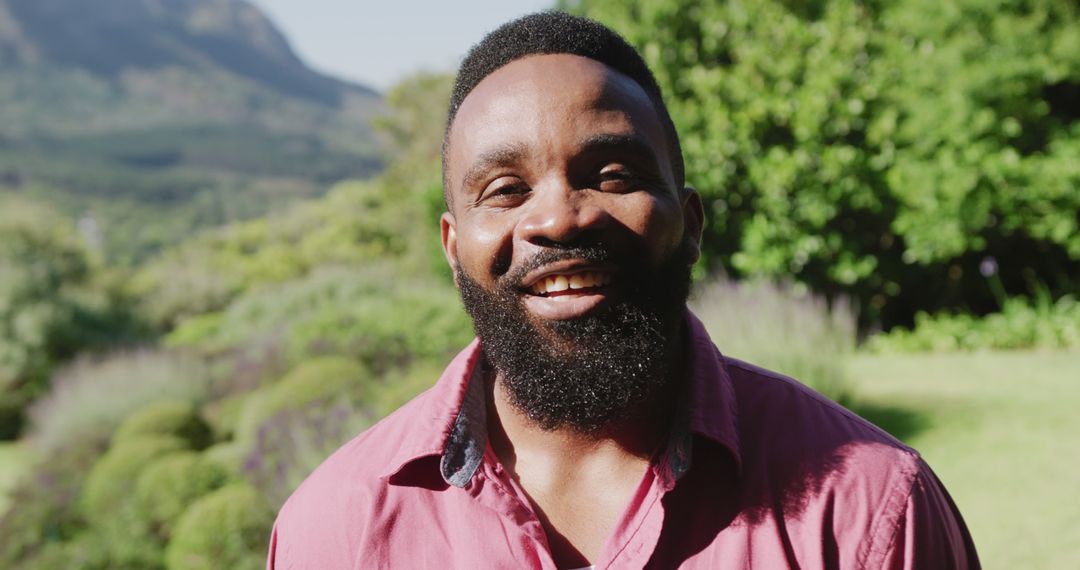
left=445, top=54, right=668, bottom=193
left=451, top=53, right=655, bottom=133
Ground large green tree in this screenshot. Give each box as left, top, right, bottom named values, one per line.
left=570, top=0, right=1080, bottom=328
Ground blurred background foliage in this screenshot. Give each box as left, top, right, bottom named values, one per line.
left=569, top=0, right=1080, bottom=329
left=0, top=0, right=1078, bottom=568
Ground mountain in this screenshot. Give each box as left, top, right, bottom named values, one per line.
left=0, top=0, right=384, bottom=263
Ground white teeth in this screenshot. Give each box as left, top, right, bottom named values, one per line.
left=530, top=271, right=611, bottom=295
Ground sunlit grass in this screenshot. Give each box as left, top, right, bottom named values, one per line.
left=849, top=350, right=1080, bottom=570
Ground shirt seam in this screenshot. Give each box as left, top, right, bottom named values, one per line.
left=857, top=454, right=919, bottom=570
left=600, top=476, right=664, bottom=569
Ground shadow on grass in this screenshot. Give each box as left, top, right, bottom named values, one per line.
left=846, top=400, right=933, bottom=443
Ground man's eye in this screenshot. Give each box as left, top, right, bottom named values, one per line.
left=597, top=169, right=638, bottom=193
left=482, top=180, right=529, bottom=203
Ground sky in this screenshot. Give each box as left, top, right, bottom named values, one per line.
left=248, top=0, right=555, bottom=92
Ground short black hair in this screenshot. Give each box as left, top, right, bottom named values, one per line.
left=442, top=11, right=685, bottom=205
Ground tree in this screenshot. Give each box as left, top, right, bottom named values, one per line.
left=569, top=0, right=1080, bottom=328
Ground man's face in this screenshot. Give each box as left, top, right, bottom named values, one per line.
left=441, top=53, right=704, bottom=431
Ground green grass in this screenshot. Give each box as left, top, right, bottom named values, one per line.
left=0, top=442, right=32, bottom=516
left=848, top=350, right=1080, bottom=569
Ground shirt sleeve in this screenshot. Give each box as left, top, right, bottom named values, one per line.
left=878, top=459, right=981, bottom=569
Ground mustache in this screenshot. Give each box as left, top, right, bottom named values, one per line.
left=500, top=245, right=622, bottom=291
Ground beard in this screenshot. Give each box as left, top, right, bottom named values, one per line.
left=456, top=239, right=695, bottom=433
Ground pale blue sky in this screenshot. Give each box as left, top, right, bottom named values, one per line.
left=249, top=0, right=555, bottom=91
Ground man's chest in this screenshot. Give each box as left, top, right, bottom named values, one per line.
left=357, top=469, right=862, bottom=570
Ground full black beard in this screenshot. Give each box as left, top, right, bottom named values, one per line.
left=456, top=240, right=694, bottom=433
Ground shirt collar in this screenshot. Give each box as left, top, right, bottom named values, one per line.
left=381, top=310, right=743, bottom=487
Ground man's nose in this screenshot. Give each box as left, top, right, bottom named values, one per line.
left=516, top=182, right=611, bottom=246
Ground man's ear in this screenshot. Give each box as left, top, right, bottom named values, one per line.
left=440, top=211, right=460, bottom=288
left=681, top=185, right=705, bottom=265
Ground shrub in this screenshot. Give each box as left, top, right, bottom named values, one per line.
left=114, top=401, right=213, bottom=450
left=77, top=436, right=197, bottom=568
left=165, top=265, right=471, bottom=369
left=243, top=400, right=372, bottom=509
left=233, top=356, right=366, bottom=442
left=868, top=295, right=1080, bottom=352
left=135, top=452, right=230, bottom=537
left=201, top=441, right=250, bottom=477
left=137, top=177, right=426, bottom=331
left=286, top=275, right=473, bottom=370
left=80, top=436, right=188, bottom=523
left=164, top=483, right=274, bottom=570
left=367, top=360, right=448, bottom=418
left=200, top=391, right=251, bottom=441
left=690, top=276, right=856, bottom=403
left=27, top=349, right=211, bottom=453
left=15, top=533, right=110, bottom=570
left=266, top=357, right=366, bottom=416
left=0, top=442, right=104, bottom=568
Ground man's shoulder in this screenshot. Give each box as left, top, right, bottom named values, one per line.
left=714, top=357, right=979, bottom=567
left=271, top=385, right=443, bottom=545
left=720, top=355, right=922, bottom=491
left=724, top=356, right=912, bottom=446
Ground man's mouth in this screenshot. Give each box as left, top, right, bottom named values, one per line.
left=528, top=271, right=613, bottom=299
left=519, top=264, right=617, bottom=320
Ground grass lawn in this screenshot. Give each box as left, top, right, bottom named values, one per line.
left=848, top=350, right=1080, bottom=569
left=0, top=441, right=31, bottom=516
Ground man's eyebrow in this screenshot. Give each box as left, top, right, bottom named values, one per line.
left=577, top=133, right=658, bottom=161
left=460, top=143, right=529, bottom=192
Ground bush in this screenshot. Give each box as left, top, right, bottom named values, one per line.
left=200, top=391, right=251, bottom=441
left=137, top=177, right=427, bottom=331
left=201, top=441, right=250, bottom=477
left=868, top=295, right=1080, bottom=352
left=690, top=276, right=856, bottom=403
left=243, top=401, right=372, bottom=509
left=166, top=265, right=472, bottom=369
left=572, top=0, right=1080, bottom=329
left=77, top=436, right=198, bottom=568
left=265, top=357, right=366, bottom=416
left=80, top=436, right=188, bottom=523
left=114, top=401, right=213, bottom=450
left=15, top=533, right=110, bottom=570
left=135, top=452, right=229, bottom=537
left=27, top=349, right=211, bottom=453
left=164, top=483, right=274, bottom=570
left=286, top=273, right=473, bottom=370
left=233, top=356, right=367, bottom=442
left=0, top=442, right=104, bottom=568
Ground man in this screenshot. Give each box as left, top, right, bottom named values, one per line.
left=268, top=12, right=979, bottom=569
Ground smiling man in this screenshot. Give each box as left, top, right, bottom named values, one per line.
left=268, top=12, right=978, bottom=569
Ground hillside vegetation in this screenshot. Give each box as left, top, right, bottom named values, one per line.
left=0, top=0, right=383, bottom=263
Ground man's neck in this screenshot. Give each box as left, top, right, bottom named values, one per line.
left=488, top=372, right=674, bottom=567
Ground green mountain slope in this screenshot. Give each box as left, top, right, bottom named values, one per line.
left=0, top=0, right=383, bottom=263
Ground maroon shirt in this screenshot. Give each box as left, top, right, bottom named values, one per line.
left=269, top=312, right=978, bottom=569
